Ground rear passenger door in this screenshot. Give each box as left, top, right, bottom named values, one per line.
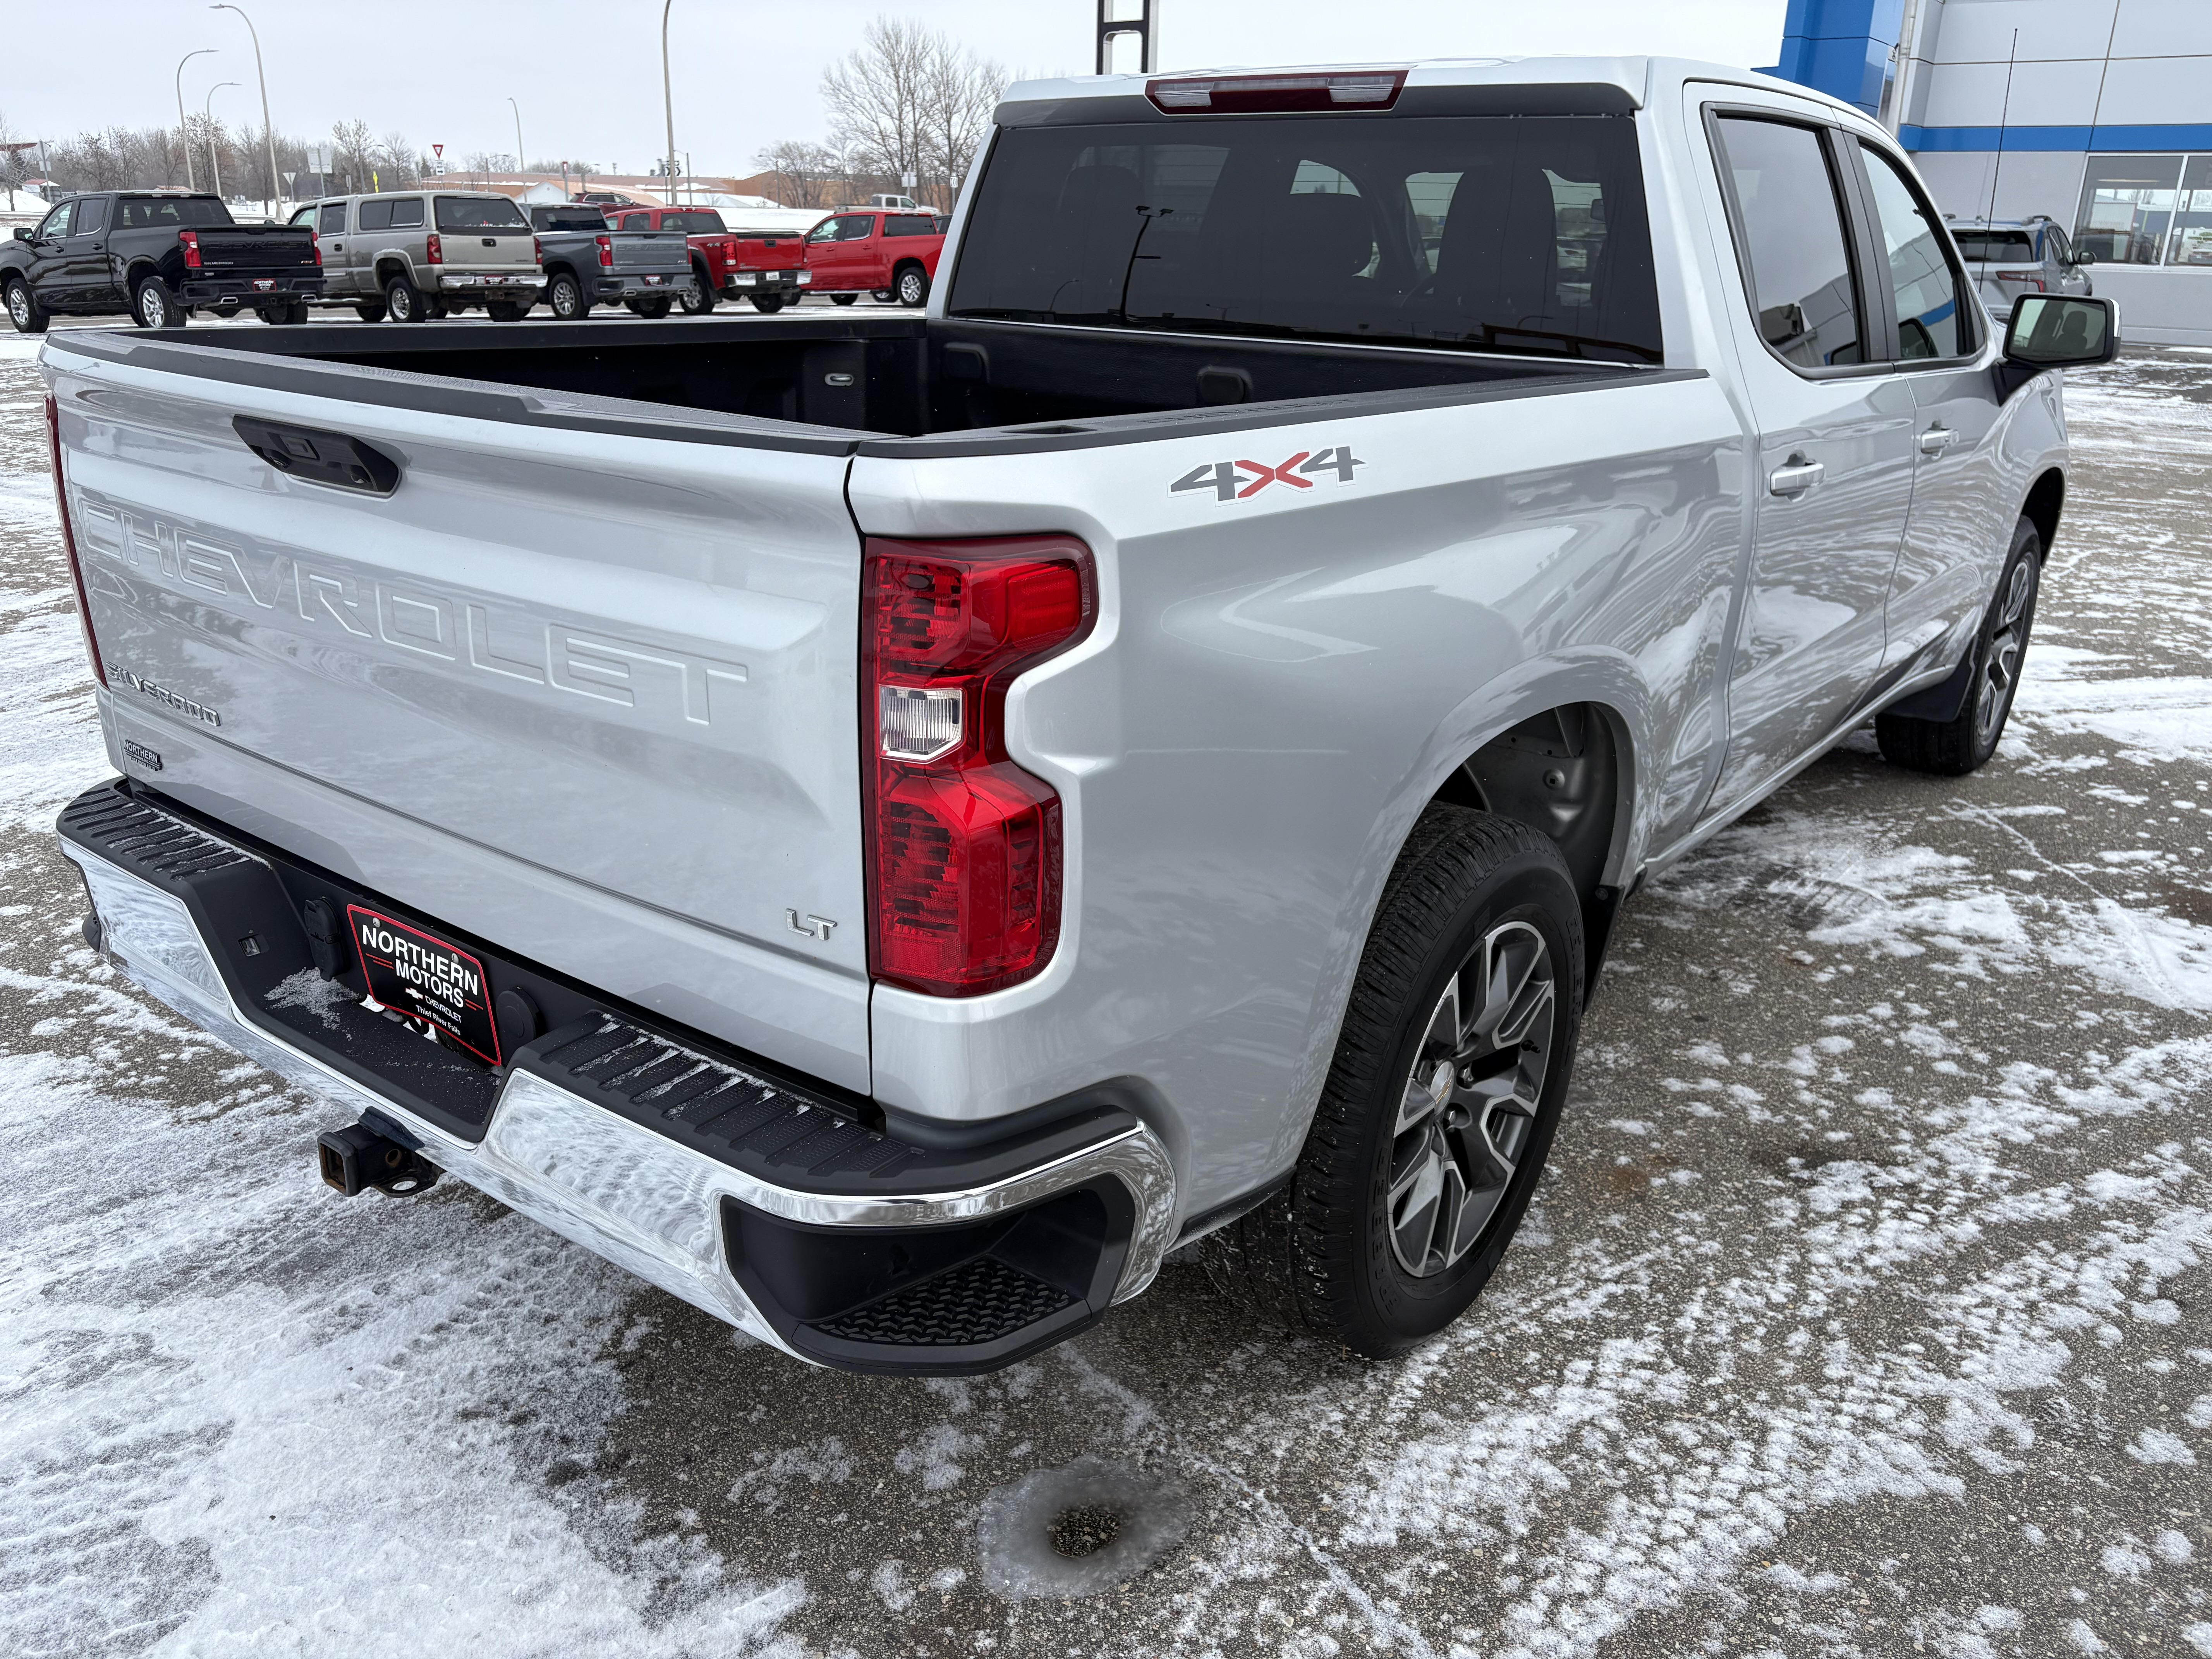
left=1854, top=141, right=2012, bottom=676
left=1702, top=104, right=1916, bottom=805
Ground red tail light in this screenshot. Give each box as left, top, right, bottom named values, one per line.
left=310, top=231, right=323, bottom=267
left=1994, top=269, right=2046, bottom=290
left=45, top=395, right=106, bottom=689
left=533, top=234, right=544, bottom=264
left=863, top=536, right=1095, bottom=996
left=425, top=232, right=444, bottom=266
left=179, top=229, right=202, bottom=270
left=595, top=234, right=613, bottom=268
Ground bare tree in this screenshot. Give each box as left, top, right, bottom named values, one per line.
left=822, top=17, right=933, bottom=200
left=0, top=110, right=38, bottom=210
left=752, top=139, right=845, bottom=209
left=380, top=132, right=421, bottom=187
left=919, top=38, right=1005, bottom=206
left=331, top=118, right=376, bottom=193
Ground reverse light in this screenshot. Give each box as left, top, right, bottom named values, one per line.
left=425, top=232, right=444, bottom=265
left=595, top=234, right=614, bottom=268
left=45, top=395, right=106, bottom=689
left=863, top=536, right=1096, bottom=997
left=797, top=270, right=812, bottom=284
left=179, top=228, right=202, bottom=270
left=1147, top=70, right=1406, bottom=113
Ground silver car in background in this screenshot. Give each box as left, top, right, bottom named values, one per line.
left=1949, top=215, right=2094, bottom=321
left=287, top=191, right=543, bottom=323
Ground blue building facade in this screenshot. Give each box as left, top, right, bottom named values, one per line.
left=1768, top=0, right=2212, bottom=343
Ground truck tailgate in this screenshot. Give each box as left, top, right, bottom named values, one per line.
left=196, top=226, right=319, bottom=274
left=611, top=231, right=692, bottom=273
left=46, top=335, right=872, bottom=1088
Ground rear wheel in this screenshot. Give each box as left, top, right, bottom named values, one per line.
left=680, top=266, right=717, bottom=313
left=546, top=271, right=588, bottom=320
left=384, top=273, right=428, bottom=323
left=132, top=277, right=184, bottom=330
left=354, top=300, right=387, bottom=323
left=5, top=278, right=47, bottom=334
left=895, top=264, right=929, bottom=307
left=1202, top=809, right=1582, bottom=1357
left=748, top=292, right=785, bottom=313
left=831, top=292, right=858, bottom=307
left=1876, top=515, right=2042, bottom=776
left=625, top=295, right=673, bottom=319
left=485, top=299, right=530, bottom=321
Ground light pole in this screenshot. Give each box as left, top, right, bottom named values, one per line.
left=175, top=49, right=217, bottom=191
left=508, top=97, right=525, bottom=180
left=211, top=5, right=281, bottom=216
left=204, top=82, right=240, bottom=200
left=661, top=0, right=678, bottom=206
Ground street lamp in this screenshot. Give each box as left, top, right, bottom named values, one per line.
left=204, top=82, right=240, bottom=201
left=174, top=49, right=217, bottom=191
left=211, top=5, right=282, bottom=216
left=508, top=97, right=525, bottom=180
left=661, top=0, right=678, bottom=205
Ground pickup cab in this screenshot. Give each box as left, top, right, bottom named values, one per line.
left=803, top=207, right=943, bottom=306
left=45, top=57, right=2118, bottom=1376
left=5, top=191, right=321, bottom=331
left=606, top=206, right=814, bottom=314
left=526, top=204, right=693, bottom=319
left=289, top=191, right=543, bottom=323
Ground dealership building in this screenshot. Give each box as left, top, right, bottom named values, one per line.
left=1770, top=0, right=2212, bottom=343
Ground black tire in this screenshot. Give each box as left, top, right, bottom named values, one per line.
left=895, top=263, right=929, bottom=307
left=830, top=292, right=858, bottom=307
left=748, top=292, right=785, bottom=314
left=485, top=300, right=530, bottom=321
left=1876, top=515, right=2042, bottom=776
left=546, top=271, right=588, bottom=320
left=132, top=276, right=184, bottom=330
left=1202, top=808, right=1583, bottom=1357
left=625, top=296, right=673, bottom=319
left=384, top=273, right=428, bottom=323
left=5, top=277, right=47, bottom=334
left=283, top=298, right=310, bottom=325
left=354, top=300, right=387, bottom=323
left=680, top=265, right=717, bottom=313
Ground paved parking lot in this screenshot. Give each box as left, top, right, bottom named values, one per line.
left=2, top=325, right=2208, bottom=1657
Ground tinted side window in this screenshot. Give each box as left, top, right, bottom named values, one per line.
left=388, top=198, right=425, bottom=228
left=1714, top=116, right=1862, bottom=370
left=74, top=198, right=110, bottom=234
left=318, top=202, right=348, bottom=233
left=358, top=198, right=393, bottom=230
left=842, top=215, right=877, bottom=240
left=1859, top=143, right=1967, bottom=360
left=885, top=214, right=935, bottom=237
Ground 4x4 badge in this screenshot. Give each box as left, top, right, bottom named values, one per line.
left=1171, top=446, right=1366, bottom=503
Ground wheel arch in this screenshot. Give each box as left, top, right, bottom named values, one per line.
left=2022, top=465, right=2065, bottom=560
left=374, top=255, right=414, bottom=288
left=122, top=258, right=162, bottom=291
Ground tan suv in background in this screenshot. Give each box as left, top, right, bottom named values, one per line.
left=289, top=191, right=543, bottom=322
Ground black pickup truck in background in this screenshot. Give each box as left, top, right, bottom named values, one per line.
left=3, top=192, right=323, bottom=333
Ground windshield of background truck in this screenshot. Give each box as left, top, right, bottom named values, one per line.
left=949, top=112, right=1662, bottom=362
left=436, top=195, right=531, bottom=231
left=116, top=196, right=233, bottom=229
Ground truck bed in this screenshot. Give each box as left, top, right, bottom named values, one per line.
left=54, top=314, right=1657, bottom=450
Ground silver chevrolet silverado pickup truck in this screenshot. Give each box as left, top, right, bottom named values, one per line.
left=44, top=57, right=2117, bottom=1376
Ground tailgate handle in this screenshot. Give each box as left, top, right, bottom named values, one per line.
left=232, top=417, right=401, bottom=496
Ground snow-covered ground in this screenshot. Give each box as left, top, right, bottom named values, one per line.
left=1, top=332, right=2207, bottom=1657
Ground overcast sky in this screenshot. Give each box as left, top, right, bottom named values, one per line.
left=3, top=0, right=1789, bottom=179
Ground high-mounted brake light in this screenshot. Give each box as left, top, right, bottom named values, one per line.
left=425, top=232, right=444, bottom=265
left=595, top=234, right=614, bottom=268
left=1147, top=70, right=1406, bottom=113
left=863, top=535, right=1096, bottom=997
left=179, top=228, right=203, bottom=270
left=45, top=395, right=106, bottom=689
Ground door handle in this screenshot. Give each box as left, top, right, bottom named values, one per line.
left=1918, top=425, right=1960, bottom=456
left=1767, top=455, right=1825, bottom=497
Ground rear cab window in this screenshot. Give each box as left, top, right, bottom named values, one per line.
left=948, top=106, right=1662, bottom=363
left=116, top=196, right=234, bottom=229
left=1953, top=230, right=2035, bottom=264
left=663, top=211, right=727, bottom=233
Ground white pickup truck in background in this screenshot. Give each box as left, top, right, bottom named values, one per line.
left=44, top=55, right=2116, bottom=1375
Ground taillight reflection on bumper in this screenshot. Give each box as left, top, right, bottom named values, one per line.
left=862, top=536, right=1096, bottom=996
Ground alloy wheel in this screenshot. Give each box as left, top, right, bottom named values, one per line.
left=137, top=285, right=162, bottom=327
left=1974, top=559, right=2033, bottom=749
left=12, top=285, right=34, bottom=327
left=1386, top=920, right=1556, bottom=1278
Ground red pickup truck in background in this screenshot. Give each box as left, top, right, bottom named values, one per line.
left=608, top=206, right=814, bottom=313
left=801, top=209, right=945, bottom=307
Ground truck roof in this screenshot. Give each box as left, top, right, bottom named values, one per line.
left=997, top=56, right=1867, bottom=124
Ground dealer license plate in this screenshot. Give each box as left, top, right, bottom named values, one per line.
left=347, top=905, right=501, bottom=1064
left=642, top=273, right=665, bottom=284
left=252, top=278, right=276, bottom=292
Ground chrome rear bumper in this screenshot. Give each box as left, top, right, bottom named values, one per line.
left=61, top=825, right=1175, bottom=1369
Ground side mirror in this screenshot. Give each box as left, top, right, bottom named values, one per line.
left=2073, top=249, right=2097, bottom=266
left=2004, top=294, right=2120, bottom=369
left=10, top=227, right=27, bottom=242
